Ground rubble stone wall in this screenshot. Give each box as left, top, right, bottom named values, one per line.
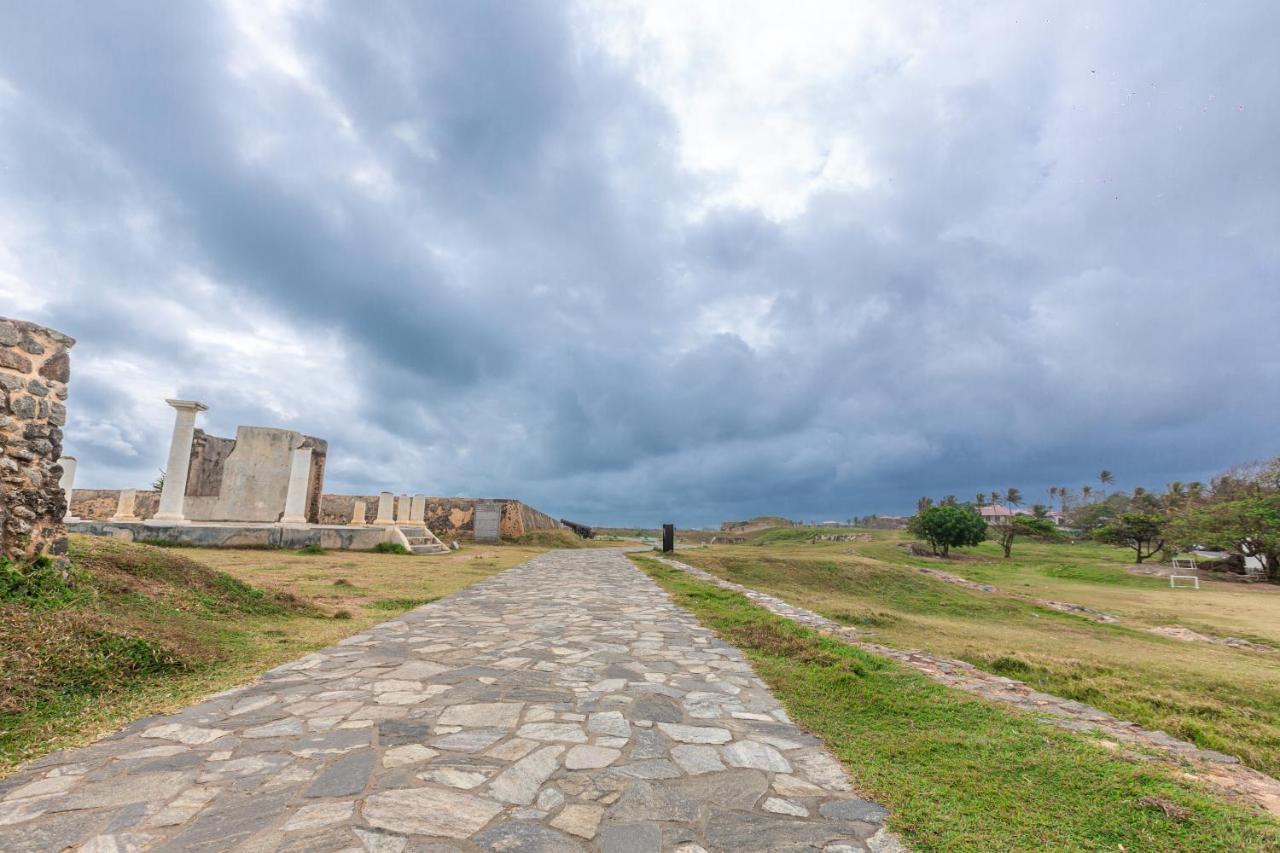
left=0, top=317, right=75, bottom=562
left=70, top=489, right=160, bottom=521
left=320, top=494, right=561, bottom=539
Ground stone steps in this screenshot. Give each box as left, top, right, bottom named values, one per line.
left=395, top=525, right=449, bottom=554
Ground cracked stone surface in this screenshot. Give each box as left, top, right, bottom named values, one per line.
left=0, top=549, right=902, bottom=851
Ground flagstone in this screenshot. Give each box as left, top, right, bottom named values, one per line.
left=0, top=548, right=893, bottom=851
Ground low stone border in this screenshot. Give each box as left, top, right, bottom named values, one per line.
left=652, top=555, right=1280, bottom=817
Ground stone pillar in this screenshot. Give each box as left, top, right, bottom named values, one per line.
left=59, top=456, right=80, bottom=522
left=279, top=447, right=313, bottom=524
left=152, top=399, right=207, bottom=523
left=110, top=489, right=139, bottom=522
left=409, top=494, right=426, bottom=524
left=374, top=491, right=395, bottom=525
left=0, top=316, right=75, bottom=562
left=351, top=500, right=367, bottom=526
left=396, top=494, right=411, bottom=523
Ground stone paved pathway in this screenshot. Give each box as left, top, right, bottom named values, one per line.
left=0, top=549, right=902, bottom=852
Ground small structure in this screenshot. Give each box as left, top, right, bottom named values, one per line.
left=474, top=501, right=503, bottom=543
left=1170, top=557, right=1200, bottom=590
left=662, top=523, right=675, bottom=553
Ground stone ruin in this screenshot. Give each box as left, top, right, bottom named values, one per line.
left=159, top=415, right=329, bottom=525
left=0, top=316, right=74, bottom=563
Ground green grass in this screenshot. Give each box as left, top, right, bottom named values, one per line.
left=366, top=596, right=440, bottom=611
left=749, top=526, right=866, bottom=544
left=632, top=555, right=1280, bottom=851
left=676, top=537, right=1280, bottom=776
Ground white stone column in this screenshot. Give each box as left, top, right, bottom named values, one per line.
left=351, top=500, right=367, bottom=526
left=280, top=447, right=313, bottom=524
left=374, top=491, right=395, bottom=525
left=59, top=456, right=80, bottom=522
left=152, top=399, right=206, bottom=523
left=396, top=494, right=411, bottom=523
left=110, top=489, right=139, bottom=522
left=409, top=494, right=426, bottom=524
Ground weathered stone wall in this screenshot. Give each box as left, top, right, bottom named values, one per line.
left=319, top=494, right=561, bottom=539
left=0, top=317, right=74, bottom=562
left=503, top=500, right=561, bottom=538
left=184, top=427, right=327, bottom=523
left=70, top=489, right=160, bottom=521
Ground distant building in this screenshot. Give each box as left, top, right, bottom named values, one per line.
left=980, top=505, right=1067, bottom=526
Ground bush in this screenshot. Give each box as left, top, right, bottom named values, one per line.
left=295, top=544, right=327, bottom=555
left=373, top=542, right=410, bottom=555
left=909, top=506, right=987, bottom=557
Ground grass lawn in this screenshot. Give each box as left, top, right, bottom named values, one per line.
left=633, top=554, right=1280, bottom=852
left=669, top=532, right=1280, bottom=779
left=0, top=534, right=547, bottom=776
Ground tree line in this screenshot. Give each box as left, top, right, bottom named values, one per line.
left=908, top=458, right=1280, bottom=581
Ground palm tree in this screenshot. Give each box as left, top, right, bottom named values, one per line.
left=1081, top=485, right=1094, bottom=502
left=1099, top=469, right=1114, bottom=497
left=990, top=490, right=1000, bottom=506
left=1058, top=487, right=1071, bottom=512
left=1005, top=487, right=1022, bottom=507
left=916, top=496, right=934, bottom=514
left=975, top=493, right=987, bottom=507
left=1188, top=481, right=1205, bottom=502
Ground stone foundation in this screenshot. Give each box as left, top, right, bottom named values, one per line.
left=0, top=316, right=75, bottom=562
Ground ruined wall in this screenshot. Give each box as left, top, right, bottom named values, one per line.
left=70, top=489, right=160, bottom=521
left=185, top=427, right=327, bottom=523
left=184, top=430, right=236, bottom=497
left=0, top=317, right=74, bottom=562
left=319, top=494, right=561, bottom=539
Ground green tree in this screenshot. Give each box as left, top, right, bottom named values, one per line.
left=1005, top=487, right=1022, bottom=507
left=1094, top=512, right=1167, bottom=563
left=1170, top=496, right=1280, bottom=582
left=988, top=513, right=1059, bottom=558
left=909, top=505, right=987, bottom=557
left=1099, top=469, right=1115, bottom=496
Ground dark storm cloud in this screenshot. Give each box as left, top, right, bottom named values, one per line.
left=0, top=1, right=1276, bottom=526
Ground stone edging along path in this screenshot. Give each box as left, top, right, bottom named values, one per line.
left=652, top=555, right=1280, bottom=817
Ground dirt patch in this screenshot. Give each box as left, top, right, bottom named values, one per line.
left=1150, top=626, right=1273, bottom=652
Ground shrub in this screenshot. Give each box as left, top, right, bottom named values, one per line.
left=295, top=544, right=327, bottom=555
left=909, top=506, right=987, bottom=557
left=373, top=542, right=410, bottom=555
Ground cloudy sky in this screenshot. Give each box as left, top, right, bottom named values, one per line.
left=2, top=1, right=1276, bottom=526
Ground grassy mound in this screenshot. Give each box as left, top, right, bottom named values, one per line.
left=510, top=529, right=588, bottom=548
left=0, top=536, right=316, bottom=769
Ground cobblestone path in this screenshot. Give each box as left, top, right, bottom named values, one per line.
left=0, top=549, right=900, bottom=852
